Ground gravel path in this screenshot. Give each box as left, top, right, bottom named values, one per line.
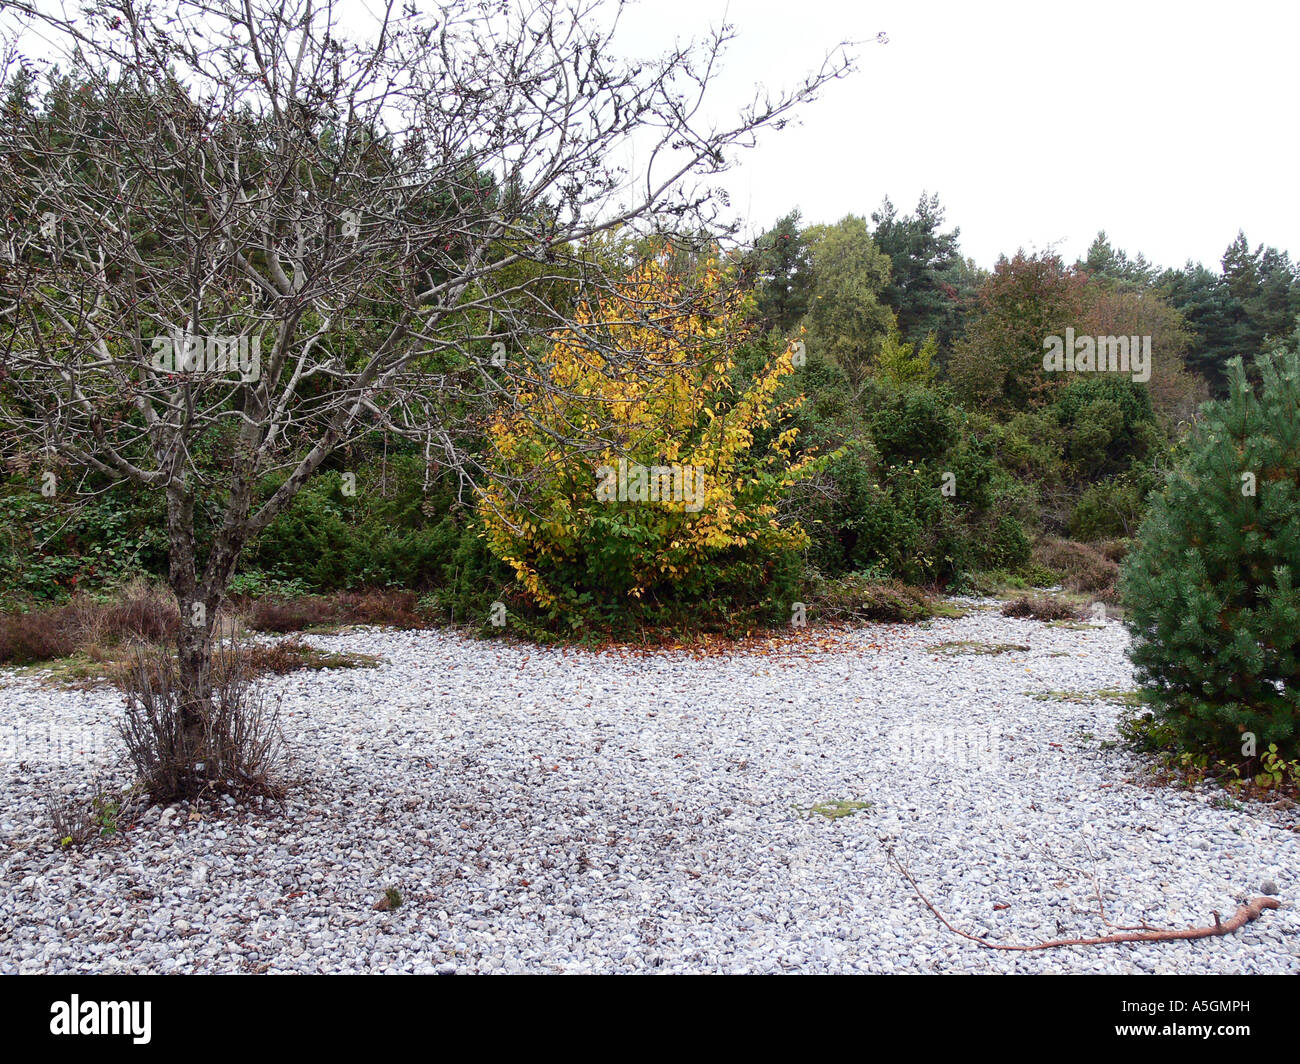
left=2, top=602, right=1296, bottom=973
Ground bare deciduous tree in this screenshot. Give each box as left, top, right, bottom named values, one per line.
left=0, top=0, right=852, bottom=755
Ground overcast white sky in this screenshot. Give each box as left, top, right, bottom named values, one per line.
left=620, top=0, right=1300, bottom=271
left=10, top=0, right=1295, bottom=271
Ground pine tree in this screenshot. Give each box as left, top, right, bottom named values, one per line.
left=751, top=211, right=814, bottom=335
left=1158, top=263, right=1241, bottom=397
left=871, top=192, right=972, bottom=356
left=1122, top=338, right=1300, bottom=759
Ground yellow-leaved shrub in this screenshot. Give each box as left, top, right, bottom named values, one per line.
left=477, top=252, right=824, bottom=632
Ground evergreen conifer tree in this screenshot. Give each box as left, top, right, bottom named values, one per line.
left=1123, top=337, right=1300, bottom=758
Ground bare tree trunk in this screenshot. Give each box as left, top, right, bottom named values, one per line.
left=172, top=518, right=248, bottom=739
left=166, top=477, right=214, bottom=755
left=176, top=603, right=213, bottom=724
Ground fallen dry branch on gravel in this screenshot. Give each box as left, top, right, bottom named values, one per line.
left=886, top=850, right=1280, bottom=950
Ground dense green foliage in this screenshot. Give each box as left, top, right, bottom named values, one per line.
left=870, top=193, right=981, bottom=362
left=1123, top=342, right=1300, bottom=759
left=1158, top=233, right=1300, bottom=397
left=5, top=58, right=1298, bottom=655
left=13, top=193, right=1294, bottom=623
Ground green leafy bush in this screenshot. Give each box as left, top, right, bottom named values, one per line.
left=246, top=457, right=467, bottom=590
left=801, top=380, right=1033, bottom=585
left=0, top=486, right=167, bottom=606
left=864, top=381, right=957, bottom=463
left=1069, top=474, right=1147, bottom=540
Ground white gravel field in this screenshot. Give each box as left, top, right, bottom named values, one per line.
left=1, top=602, right=1296, bottom=974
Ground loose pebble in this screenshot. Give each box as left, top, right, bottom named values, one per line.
left=1, top=602, right=1296, bottom=973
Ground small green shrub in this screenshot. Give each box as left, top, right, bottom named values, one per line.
left=48, top=783, right=142, bottom=849
left=1123, top=345, right=1300, bottom=760
left=1069, top=476, right=1145, bottom=540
